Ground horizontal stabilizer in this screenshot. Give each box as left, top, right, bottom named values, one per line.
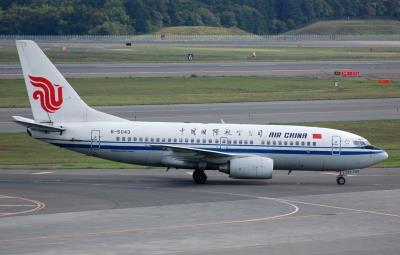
left=12, top=116, right=65, bottom=132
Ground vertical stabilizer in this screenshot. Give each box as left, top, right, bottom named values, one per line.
left=16, top=40, right=124, bottom=123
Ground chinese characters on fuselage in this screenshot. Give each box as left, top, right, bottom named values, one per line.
left=178, top=128, right=308, bottom=139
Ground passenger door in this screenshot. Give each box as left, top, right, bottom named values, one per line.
left=91, top=130, right=101, bottom=150
left=332, top=135, right=341, bottom=156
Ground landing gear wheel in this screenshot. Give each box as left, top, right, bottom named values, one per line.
left=192, top=170, right=207, bottom=184
left=336, top=176, right=346, bottom=185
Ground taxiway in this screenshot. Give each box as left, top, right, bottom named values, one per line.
left=0, top=168, right=400, bottom=254
left=1, top=60, right=400, bottom=79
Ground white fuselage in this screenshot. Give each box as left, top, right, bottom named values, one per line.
left=31, top=121, right=388, bottom=171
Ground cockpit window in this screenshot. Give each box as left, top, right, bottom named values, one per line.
left=353, top=140, right=368, bottom=147
left=354, top=139, right=380, bottom=150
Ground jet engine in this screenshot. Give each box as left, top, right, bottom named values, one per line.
left=220, top=156, right=274, bottom=179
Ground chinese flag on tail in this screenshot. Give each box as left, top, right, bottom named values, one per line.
left=312, top=133, right=322, bottom=139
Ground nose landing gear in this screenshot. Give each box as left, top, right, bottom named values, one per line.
left=193, top=169, right=207, bottom=184
left=336, top=170, right=346, bottom=185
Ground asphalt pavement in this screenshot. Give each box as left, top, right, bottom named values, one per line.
left=0, top=168, right=399, bottom=254
left=1, top=60, right=400, bottom=79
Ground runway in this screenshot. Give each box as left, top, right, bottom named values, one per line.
left=1, top=60, right=400, bottom=79
left=1, top=98, right=399, bottom=133
left=1, top=168, right=400, bottom=254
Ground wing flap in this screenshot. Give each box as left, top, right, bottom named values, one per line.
left=150, top=144, right=235, bottom=158
left=151, top=144, right=236, bottom=167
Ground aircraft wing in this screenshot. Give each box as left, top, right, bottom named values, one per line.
left=150, top=144, right=237, bottom=164
left=151, top=144, right=235, bottom=157
left=12, top=116, right=65, bottom=132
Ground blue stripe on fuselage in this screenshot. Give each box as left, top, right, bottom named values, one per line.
left=50, top=141, right=383, bottom=156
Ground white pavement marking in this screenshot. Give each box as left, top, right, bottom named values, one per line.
left=31, top=171, right=53, bottom=175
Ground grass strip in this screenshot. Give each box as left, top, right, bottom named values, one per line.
left=1, top=76, right=399, bottom=108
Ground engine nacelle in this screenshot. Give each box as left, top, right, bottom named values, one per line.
left=226, top=156, right=274, bottom=179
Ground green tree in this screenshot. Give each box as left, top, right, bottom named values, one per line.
left=220, top=11, right=237, bottom=27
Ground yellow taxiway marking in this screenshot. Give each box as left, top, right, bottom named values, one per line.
left=0, top=193, right=299, bottom=244
left=0, top=195, right=45, bottom=217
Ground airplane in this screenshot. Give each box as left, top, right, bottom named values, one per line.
left=13, top=40, right=388, bottom=185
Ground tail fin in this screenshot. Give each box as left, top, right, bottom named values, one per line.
left=16, top=40, right=124, bottom=123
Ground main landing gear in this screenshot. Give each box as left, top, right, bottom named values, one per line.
left=336, top=170, right=346, bottom=185
left=193, top=169, right=207, bottom=184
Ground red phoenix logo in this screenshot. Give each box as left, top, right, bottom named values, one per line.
left=29, top=75, right=63, bottom=113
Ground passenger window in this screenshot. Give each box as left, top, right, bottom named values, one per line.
left=278, top=141, right=282, bottom=145
left=290, top=141, right=293, bottom=146
left=209, top=139, right=212, bottom=143
left=116, top=137, right=120, bottom=141
left=139, top=137, right=143, bottom=142
left=122, top=137, right=126, bottom=142
left=273, top=141, right=276, bottom=145
left=215, top=139, right=219, bottom=144
left=244, top=140, right=248, bottom=145
left=191, top=138, right=195, bottom=143
left=284, top=141, right=287, bottom=146
left=267, top=141, right=270, bottom=145
left=168, top=138, right=171, bottom=142
left=196, top=139, right=200, bottom=143
left=301, top=141, right=304, bottom=146
left=249, top=140, right=253, bottom=145
left=179, top=138, right=183, bottom=143
left=185, top=138, right=188, bottom=143
left=295, top=141, right=299, bottom=146
left=162, top=138, right=165, bottom=142
left=150, top=138, right=154, bottom=142
left=173, top=138, right=177, bottom=143
left=128, top=137, right=131, bottom=142
left=261, top=140, right=265, bottom=145
left=307, top=141, right=310, bottom=146
left=202, top=139, right=206, bottom=143
left=239, top=140, right=243, bottom=144
left=233, top=140, right=237, bottom=144
left=145, top=137, right=148, bottom=142
left=313, top=142, right=316, bottom=146
left=133, top=137, right=137, bottom=142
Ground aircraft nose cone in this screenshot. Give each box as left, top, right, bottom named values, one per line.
left=383, top=151, right=389, bottom=160
left=376, top=151, right=389, bottom=163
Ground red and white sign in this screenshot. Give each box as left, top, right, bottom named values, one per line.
left=340, top=70, right=361, bottom=77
